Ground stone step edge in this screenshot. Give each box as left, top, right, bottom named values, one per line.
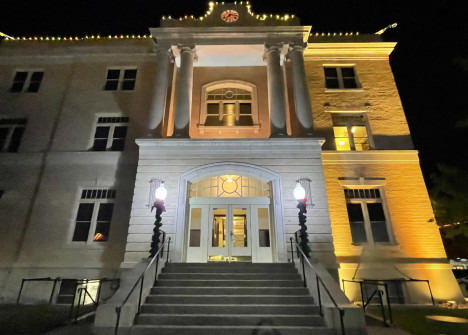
left=147, top=294, right=308, bottom=298
left=142, top=303, right=316, bottom=307
left=132, top=325, right=327, bottom=329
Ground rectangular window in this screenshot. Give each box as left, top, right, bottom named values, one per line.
left=104, top=69, right=137, bottom=91
left=72, top=189, right=116, bottom=242
left=91, top=117, right=129, bottom=151
left=332, top=114, right=371, bottom=151
left=10, top=71, right=44, bottom=93
left=0, top=118, right=27, bottom=152
left=344, top=188, right=392, bottom=245
left=324, top=66, right=359, bottom=89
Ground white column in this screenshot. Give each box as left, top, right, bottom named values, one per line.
left=289, top=44, right=313, bottom=135
left=173, top=46, right=196, bottom=137
left=265, top=44, right=287, bottom=137
left=148, top=46, right=172, bottom=137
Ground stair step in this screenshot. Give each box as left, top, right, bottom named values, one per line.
left=159, top=273, right=300, bottom=280
left=140, top=303, right=320, bottom=315
left=150, top=286, right=309, bottom=296
left=130, top=325, right=335, bottom=335
left=156, top=279, right=303, bottom=287
left=163, top=263, right=295, bottom=273
left=135, top=314, right=324, bottom=326
left=146, top=295, right=314, bottom=305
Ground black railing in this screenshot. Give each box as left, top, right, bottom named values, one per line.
left=17, top=277, right=119, bottom=305
left=290, top=237, right=346, bottom=335
left=114, top=232, right=170, bottom=335
left=70, top=287, right=98, bottom=323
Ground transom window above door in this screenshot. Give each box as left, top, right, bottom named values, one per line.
left=199, top=81, right=260, bottom=133
left=190, top=175, right=270, bottom=198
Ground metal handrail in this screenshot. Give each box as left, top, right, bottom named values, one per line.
left=114, top=232, right=170, bottom=335
left=17, top=277, right=119, bottom=305
left=290, top=237, right=346, bottom=335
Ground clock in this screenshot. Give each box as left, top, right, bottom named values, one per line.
left=221, top=9, right=239, bottom=23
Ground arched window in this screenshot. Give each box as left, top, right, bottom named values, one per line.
left=199, top=81, right=259, bottom=133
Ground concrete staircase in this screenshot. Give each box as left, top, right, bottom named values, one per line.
left=130, top=262, right=334, bottom=335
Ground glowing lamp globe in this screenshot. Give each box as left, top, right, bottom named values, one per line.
left=155, top=183, right=167, bottom=200
left=294, top=183, right=305, bottom=200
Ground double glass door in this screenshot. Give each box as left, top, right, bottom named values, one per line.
left=209, top=205, right=250, bottom=262
left=186, top=198, right=272, bottom=262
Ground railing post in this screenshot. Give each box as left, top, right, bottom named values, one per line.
left=155, top=250, right=160, bottom=285
left=378, top=289, right=387, bottom=325
left=383, top=283, right=393, bottom=324
left=426, top=280, right=435, bottom=305
left=49, top=278, right=59, bottom=304
left=115, top=306, right=121, bottom=335
left=316, top=276, right=323, bottom=316
left=17, top=279, right=25, bottom=304
left=96, top=280, right=103, bottom=305
left=301, top=254, right=307, bottom=288
left=137, top=275, right=144, bottom=315
left=339, top=308, right=346, bottom=335
left=166, top=237, right=171, bottom=263
left=359, top=282, right=365, bottom=311
left=289, top=237, right=294, bottom=263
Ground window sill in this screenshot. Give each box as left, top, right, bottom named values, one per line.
left=197, top=124, right=261, bottom=135
left=352, top=242, right=398, bottom=248
left=325, top=88, right=364, bottom=93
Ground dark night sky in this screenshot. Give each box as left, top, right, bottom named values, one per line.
left=1, top=0, right=468, bottom=183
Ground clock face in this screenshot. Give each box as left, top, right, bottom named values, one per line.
left=221, top=10, right=239, bottom=23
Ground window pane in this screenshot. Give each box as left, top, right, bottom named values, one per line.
left=14, top=71, right=28, bottom=82
left=324, top=68, right=338, bottom=78
left=326, top=78, right=340, bottom=89
left=111, top=138, right=125, bottom=151
left=7, top=127, right=25, bottom=152
left=122, top=80, right=135, bottom=90
left=212, top=208, right=226, bottom=248
left=237, top=116, right=254, bottom=126
left=76, top=203, right=94, bottom=221
left=94, top=126, right=110, bottom=138
left=107, top=70, right=120, bottom=79
left=341, top=67, right=355, bottom=78
left=207, top=104, right=219, bottom=115
left=97, top=203, right=114, bottom=221
left=27, top=82, right=41, bottom=93
left=30, top=72, right=44, bottom=81
left=343, top=78, right=357, bottom=88
left=72, top=222, right=91, bottom=241
left=233, top=208, right=247, bottom=247
left=104, top=80, right=118, bottom=91
left=113, top=126, right=127, bottom=138
left=258, top=208, right=270, bottom=247
left=350, top=221, right=367, bottom=243
left=94, top=222, right=110, bottom=242
left=367, top=203, right=385, bottom=221
left=347, top=203, right=364, bottom=222
left=124, top=69, right=137, bottom=79
left=93, top=139, right=107, bottom=151
left=371, top=221, right=390, bottom=242
left=189, top=208, right=202, bottom=247
left=239, top=103, right=251, bottom=115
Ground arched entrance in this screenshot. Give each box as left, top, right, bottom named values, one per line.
left=173, top=163, right=286, bottom=263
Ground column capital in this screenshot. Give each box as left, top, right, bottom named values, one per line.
left=288, top=42, right=307, bottom=55
left=263, top=43, right=288, bottom=58
left=172, top=44, right=198, bottom=61
left=154, top=45, right=174, bottom=59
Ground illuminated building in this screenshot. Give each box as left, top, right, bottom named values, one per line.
left=0, top=2, right=462, bottom=327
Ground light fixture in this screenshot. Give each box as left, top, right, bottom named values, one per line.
left=294, top=183, right=305, bottom=200
left=155, top=183, right=167, bottom=200
left=227, top=176, right=233, bottom=183
left=339, top=140, right=345, bottom=146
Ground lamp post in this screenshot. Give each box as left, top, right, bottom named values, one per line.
left=294, top=183, right=310, bottom=258
left=149, top=183, right=167, bottom=258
